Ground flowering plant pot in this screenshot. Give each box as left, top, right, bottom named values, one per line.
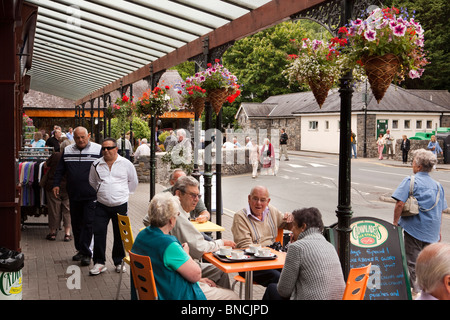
left=284, top=38, right=349, bottom=108
left=179, top=59, right=240, bottom=115
left=110, top=94, right=135, bottom=132
left=177, top=78, right=207, bottom=117
left=341, top=6, right=429, bottom=102
left=136, top=86, right=172, bottom=117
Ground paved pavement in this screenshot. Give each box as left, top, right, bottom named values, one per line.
left=19, top=181, right=265, bottom=300
left=17, top=151, right=450, bottom=300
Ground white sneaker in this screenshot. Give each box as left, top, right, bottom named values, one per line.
left=115, top=264, right=126, bottom=273
left=89, top=263, right=107, bottom=275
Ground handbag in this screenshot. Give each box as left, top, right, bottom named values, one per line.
left=402, top=175, right=441, bottom=217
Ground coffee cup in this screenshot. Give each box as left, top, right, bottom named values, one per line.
left=249, top=244, right=261, bottom=253
left=231, top=249, right=244, bottom=259
left=258, top=248, right=271, bottom=257
left=219, top=246, right=232, bottom=256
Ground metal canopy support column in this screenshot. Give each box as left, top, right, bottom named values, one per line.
left=202, top=37, right=213, bottom=215
left=148, top=65, right=165, bottom=201
left=336, top=0, right=355, bottom=281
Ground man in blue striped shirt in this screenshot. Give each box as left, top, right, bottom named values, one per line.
left=53, top=127, right=102, bottom=266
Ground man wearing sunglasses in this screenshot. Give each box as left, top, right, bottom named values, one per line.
left=88, top=138, right=138, bottom=275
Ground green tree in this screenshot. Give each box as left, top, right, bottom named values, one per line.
left=222, top=20, right=331, bottom=102
left=110, top=116, right=151, bottom=143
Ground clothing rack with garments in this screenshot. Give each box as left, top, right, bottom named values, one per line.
left=18, top=147, right=53, bottom=226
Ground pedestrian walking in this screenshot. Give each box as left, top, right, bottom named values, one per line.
left=383, top=129, right=395, bottom=159
left=88, top=138, right=138, bottom=275
left=401, top=135, right=411, bottom=164
left=377, top=133, right=384, bottom=160
left=53, top=126, right=102, bottom=266
left=392, top=149, right=448, bottom=295
left=279, top=128, right=289, bottom=161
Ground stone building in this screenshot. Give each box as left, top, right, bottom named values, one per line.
left=236, top=84, right=450, bottom=159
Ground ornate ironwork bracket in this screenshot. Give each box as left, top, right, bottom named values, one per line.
left=291, top=0, right=384, bottom=36
left=189, top=36, right=234, bottom=70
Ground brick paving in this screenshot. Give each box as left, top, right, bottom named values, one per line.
left=19, top=182, right=265, bottom=300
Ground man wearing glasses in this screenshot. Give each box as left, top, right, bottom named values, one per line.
left=232, top=185, right=293, bottom=286
left=166, top=175, right=236, bottom=291
left=88, top=138, right=138, bottom=275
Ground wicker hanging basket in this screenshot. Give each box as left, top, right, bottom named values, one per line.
left=207, top=88, right=228, bottom=114
left=308, top=77, right=334, bottom=108
left=362, top=53, right=400, bottom=103
left=191, top=97, right=205, bottom=118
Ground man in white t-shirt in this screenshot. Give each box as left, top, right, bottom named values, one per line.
left=88, top=138, right=138, bottom=275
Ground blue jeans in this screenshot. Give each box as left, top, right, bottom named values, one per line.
left=351, top=143, right=357, bottom=158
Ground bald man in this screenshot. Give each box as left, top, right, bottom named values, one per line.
left=416, top=242, right=450, bottom=300
left=231, top=185, right=293, bottom=286
left=53, top=127, right=102, bottom=266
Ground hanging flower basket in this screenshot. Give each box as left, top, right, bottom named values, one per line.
left=177, top=59, right=240, bottom=115
left=340, top=6, right=429, bottom=103
left=207, top=88, right=228, bottom=115
left=191, top=97, right=205, bottom=118
left=308, top=76, right=334, bottom=108
left=283, top=38, right=349, bottom=108
left=136, top=86, right=173, bottom=118
left=362, top=53, right=400, bottom=103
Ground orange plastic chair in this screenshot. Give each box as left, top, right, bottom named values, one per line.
left=232, top=228, right=285, bottom=298
left=129, top=251, right=158, bottom=300
left=115, top=214, right=134, bottom=300
left=342, top=263, right=372, bottom=300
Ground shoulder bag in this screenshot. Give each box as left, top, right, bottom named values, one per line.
left=402, top=175, right=441, bottom=217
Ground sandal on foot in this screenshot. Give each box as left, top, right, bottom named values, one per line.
left=46, top=233, right=56, bottom=241
left=64, top=234, right=72, bottom=242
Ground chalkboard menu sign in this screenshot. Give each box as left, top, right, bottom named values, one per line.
left=326, top=217, right=412, bottom=300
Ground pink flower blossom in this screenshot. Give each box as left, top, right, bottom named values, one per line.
left=364, top=29, right=376, bottom=41
left=408, top=69, right=420, bottom=79
left=392, top=24, right=406, bottom=37
left=352, top=19, right=362, bottom=26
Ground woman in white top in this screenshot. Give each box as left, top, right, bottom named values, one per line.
left=377, top=133, right=385, bottom=160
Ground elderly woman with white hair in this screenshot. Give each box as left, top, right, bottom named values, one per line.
left=132, top=192, right=239, bottom=300
left=392, top=148, right=448, bottom=295
left=132, top=192, right=206, bottom=300
left=133, top=138, right=150, bottom=160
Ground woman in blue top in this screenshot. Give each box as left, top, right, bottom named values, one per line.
left=29, top=132, right=46, bottom=148
left=427, top=135, right=443, bottom=156
left=392, top=148, right=447, bottom=294
left=132, top=192, right=206, bottom=300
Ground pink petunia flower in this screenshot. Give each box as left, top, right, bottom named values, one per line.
left=352, top=19, right=362, bottom=26
left=393, top=24, right=406, bottom=37
left=364, top=28, right=377, bottom=41
left=408, top=69, right=420, bottom=79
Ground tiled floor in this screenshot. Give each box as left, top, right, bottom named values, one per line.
left=19, top=182, right=265, bottom=300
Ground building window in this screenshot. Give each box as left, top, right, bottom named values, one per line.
left=325, top=121, right=329, bottom=130
left=416, top=120, right=422, bottom=129
left=392, top=120, right=398, bottom=129
left=404, top=120, right=410, bottom=129
left=427, top=120, right=433, bottom=129
left=309, top=121, right=318, bottom=130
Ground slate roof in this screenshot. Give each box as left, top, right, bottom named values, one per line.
left=237, top=84, right=449, bottom=118
left=24, top=70, right=185, bottom=110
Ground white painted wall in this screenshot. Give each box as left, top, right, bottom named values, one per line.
left=300, top=113, right=357, bottom=154
left=300, top=112, right=442, bottom=154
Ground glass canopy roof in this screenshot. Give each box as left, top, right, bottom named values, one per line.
left=25, top=0, right=272, bottom=101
